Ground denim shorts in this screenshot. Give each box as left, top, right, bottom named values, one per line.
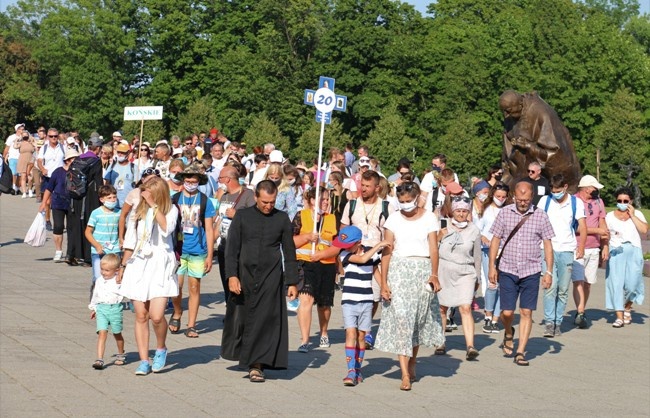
left=342, top=303, right=373, bottom=332
left=95, top=303, right=124, bottom=334
left=499, top=271, right=541, bottom=311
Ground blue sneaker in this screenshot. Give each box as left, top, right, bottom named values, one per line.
left=135, top=361, right=151, bottom=376
left=152, top=348, right=168, bottom=373
left=364, top=334, right=374, bottom=350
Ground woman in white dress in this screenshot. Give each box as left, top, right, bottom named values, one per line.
left=119, top=176, right=179, bottom=375
left=604, top=187, right=648, bottom=328
left=375, top=182, right=444, bottom=391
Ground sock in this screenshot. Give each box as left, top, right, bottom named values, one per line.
left=345, top=346, right=356, bottom=375
left=140, top=360, right=149, bottom=365
left=156, top=348, right=167, bottom=354
left=355, top=346, right=366, bottom=372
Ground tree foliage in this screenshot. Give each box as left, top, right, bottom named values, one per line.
left=1, top=0, right=649, bottom=205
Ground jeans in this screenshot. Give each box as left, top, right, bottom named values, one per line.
left=481, top=247, right=500, bottom=316
left=543, top=250, right=574, bottom=325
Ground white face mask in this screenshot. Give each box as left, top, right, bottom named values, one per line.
left=218, top=183, right=227, bottom=191
left=398, top=200, right=417, bottom=213
left=288, top=179, right=296, bottom=186
left=451, top=219, right=468, bottom=229
left=117, top=156, right=127, bottom=163
left=493, top=197, right=505, bottom=207
left=477, top=193, right=488, bottom=202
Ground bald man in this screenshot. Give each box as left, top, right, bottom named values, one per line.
left=488, top=181, right=555, bottom=366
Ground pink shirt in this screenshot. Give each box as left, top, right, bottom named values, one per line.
left=575, top=194, right=605, bottom=249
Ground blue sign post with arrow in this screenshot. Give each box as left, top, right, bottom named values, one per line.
left=303, top=76, right=348, bottom=252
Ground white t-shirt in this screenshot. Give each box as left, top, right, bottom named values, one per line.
left=606, top=210, right=647, bottom=249
left=420, top=172, right=445, bottom=211
left=212, top=156, right=227, bottom=171
left=538, top=195, right=586, bottom=252
left=37, top=142, right=65, bottom=176
left=5, top=134, right=20, bottom=159
left=384, top=210, right=440, bottom=258
left=475, top=203, right=502, bottom=243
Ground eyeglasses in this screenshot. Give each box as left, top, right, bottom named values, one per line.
left=515, top=198, right=531, bottom=204
left=616, top=199, right=630, bottom=204
left=396, top=183, right=415, bottom=193
left=217, top=176, right=229, bottom=180
left=142, top=168, right=160, bottom=177
left=527, top=170, right=536, bottom=174
left=451, top=196, right=471, bottom=203
left=494, top=184, right=510, bottom=192
left=48, top=135, right=58, bottom=138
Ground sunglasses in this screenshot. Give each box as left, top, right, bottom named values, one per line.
left=396, top=183, right=415, bottom=193
left=527, top=170, right=536, bottom=174
left=451, top=196, right=471, bottom=203
left=48, top=135, right=58, bottom=138
left=142, top=168, right=160, bottom=177
left=494, top=184, right=510, bottom=192
left=616, top=199, right=630, bottom=204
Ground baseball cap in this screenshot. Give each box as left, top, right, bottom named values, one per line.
left=15, top=123, right=25, bottom=131
left=88, top=137, right=103, bottom=147
left=332, top=225, right=363, bottom=249
left=112, top=131, right=123, bottom=137
left=66, top=137, right=77, bottom=144
left=210, top=128, right=218, bottom=134
left=445, top=182, right=464, bottom=194
left=578, top=175, right=604, bottom=189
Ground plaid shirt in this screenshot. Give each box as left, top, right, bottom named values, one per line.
left=490, top=203, right=555, bottom=278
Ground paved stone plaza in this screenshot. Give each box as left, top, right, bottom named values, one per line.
left=1, top=197, right=648, bottom=417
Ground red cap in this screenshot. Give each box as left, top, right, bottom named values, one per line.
left=210, top=128, right=218, bottom=134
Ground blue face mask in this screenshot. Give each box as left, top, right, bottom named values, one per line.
left=551, top=191, right=565, bottom=201
left=432, top=179, right=438, bottom=189
left=239, top=177, right=245, bottom=185
left=616, top=203, right=628, bottom=211
left=104, top=201, right=117, bottom=210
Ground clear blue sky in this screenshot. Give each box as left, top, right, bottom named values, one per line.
left=1, top=0, right=649, bottom=14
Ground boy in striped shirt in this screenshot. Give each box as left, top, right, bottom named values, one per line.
left=333, top=225, right=390, bottom=386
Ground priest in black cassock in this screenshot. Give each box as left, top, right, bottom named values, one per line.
left=221, top=180, right=299, bottom=382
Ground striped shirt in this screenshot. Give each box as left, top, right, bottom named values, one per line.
left=340, top=247, right=381, bottom=305
left=87, top=207, right=121, bottom=255
left=489, top=203, right=554, bottom=278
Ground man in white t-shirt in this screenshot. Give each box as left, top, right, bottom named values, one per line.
left=539, top=174, right=587, bottom=338
left=211, top=142, right=227, bottom=171
left=3, top=123, right=25, bottom=192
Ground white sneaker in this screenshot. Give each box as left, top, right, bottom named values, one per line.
left=22, top=193, right=27, bottom=199
left=53, top=251, right=63, bottom=262
left=28, top=190, right=34, bottom=198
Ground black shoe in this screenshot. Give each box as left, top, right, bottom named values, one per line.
left=575, top=313, right=589, bottom=329
left=482, top=318, right=493, bottom=334
left=66, top=257, right=79, bottom=266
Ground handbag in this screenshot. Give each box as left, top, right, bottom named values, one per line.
left=495, top=209, right=535, bottom=270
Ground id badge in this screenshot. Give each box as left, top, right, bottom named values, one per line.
left=183, top=225, right=195, bottom=234
left=363, top=234, right=369, bottom=240
left=104, top=242, right=115, bottom=251
left=116, top=180, right=124, bottom=190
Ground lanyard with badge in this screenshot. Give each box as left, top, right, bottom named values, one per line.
left=181, top=193, right=199, bottom=234
left=361, top=201, right=377, bottom=240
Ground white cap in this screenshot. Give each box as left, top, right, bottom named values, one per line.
left=359, top=157, right=371, bottom=167
left=269, top=150, right=284, bottom=163
left=578, top=175, right=604, bottom=189
left=172, top=147, right=183, bottom=156
left=15, top=123, right=25, bottom=131
left=66, top=137, right=76, bottom=144
left=64, top=148, right=80, bottom=160
left=112, top=131, right=122, bottom=137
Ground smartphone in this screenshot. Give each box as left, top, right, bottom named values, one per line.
left=440, top=219, right=447, bottom=229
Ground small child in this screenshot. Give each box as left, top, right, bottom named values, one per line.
left=88, top=253, right=126, bottom=369
left=85, top=185, right=122, bottom=292
left=332, top=225, right=390, bottom=386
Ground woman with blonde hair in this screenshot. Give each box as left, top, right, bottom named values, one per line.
left=264, top=162, right=298, bottom=220
left=119, top=176, right=179, bottom=375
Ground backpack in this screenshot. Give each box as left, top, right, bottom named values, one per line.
left=0, top=163, right=13, bottom=194
left=431, top=187, right=440, bottom=211
left=348, top=199, right=391, bottom=227
left=171, top=191, right=208, bottom=259
left=108, top=160, right=135, bottom=187
left=66, top=157, right=99, bottom=199
left=543, top=195, right=578, bottom=232
left=42, top=142, right=65, bottom=156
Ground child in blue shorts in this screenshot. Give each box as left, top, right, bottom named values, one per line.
left=88, top=253, right=126, bottom=369
left=85, top=185, right=121, bottom=296
left=333, top=225, right=390, bottom=386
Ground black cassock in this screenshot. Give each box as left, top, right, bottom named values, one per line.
left=221, top=205, right=298, bottom=369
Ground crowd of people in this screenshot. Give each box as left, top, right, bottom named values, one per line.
left=1, top=121, right=647, bottom=388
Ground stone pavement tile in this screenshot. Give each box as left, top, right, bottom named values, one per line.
left=2, top=196, right=650, bottom=417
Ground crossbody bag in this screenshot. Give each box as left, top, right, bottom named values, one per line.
left=495, top=208, right=535, bottom=270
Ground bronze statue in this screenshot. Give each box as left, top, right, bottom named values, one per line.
left=499, top=90, right=581, bottom=192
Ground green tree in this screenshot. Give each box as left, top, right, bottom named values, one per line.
left=592, top=88, right=649, bottom=207
left=241, top=112, right=291, bottom=155
left=292, top=119, right=350, bottom=164
left=174, top=96, right=220, bottom=137
left=365, top=104, right=416, bottom=173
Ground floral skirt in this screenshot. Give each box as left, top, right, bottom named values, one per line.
left=375, top=256, right=445, bottom=356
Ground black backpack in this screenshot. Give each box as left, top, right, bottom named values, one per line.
left=66, top=157, right=99, bottom=199
left=0, top=163, right=13, bottom=194
left=171, top=191, right=208, bottom=260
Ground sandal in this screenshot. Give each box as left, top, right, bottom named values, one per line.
left=168, top=314, right=182, bottom=334
left=114, top=353, right=127, bottom=366
left=513, top=352, right=529, bottom=366
left=434, top=345, right=446, bottom=355
left=249, top=368, right=266, bottom=383
left=612, top=318, right=624, bottom=328
left=623, top=310, right=632, bottom=325
left=408, top=364, right=417, bottom=383
left=92, top=359, right=104, bottom=370
left=343, top=369, right=357, bottom=386
left=466, top=346, right=479, bottom=361
left=501, top=327, right=515, bottom=357
left=184, top=326, right=199, bottom=338
left=400, top=375, right=412, bottom=391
